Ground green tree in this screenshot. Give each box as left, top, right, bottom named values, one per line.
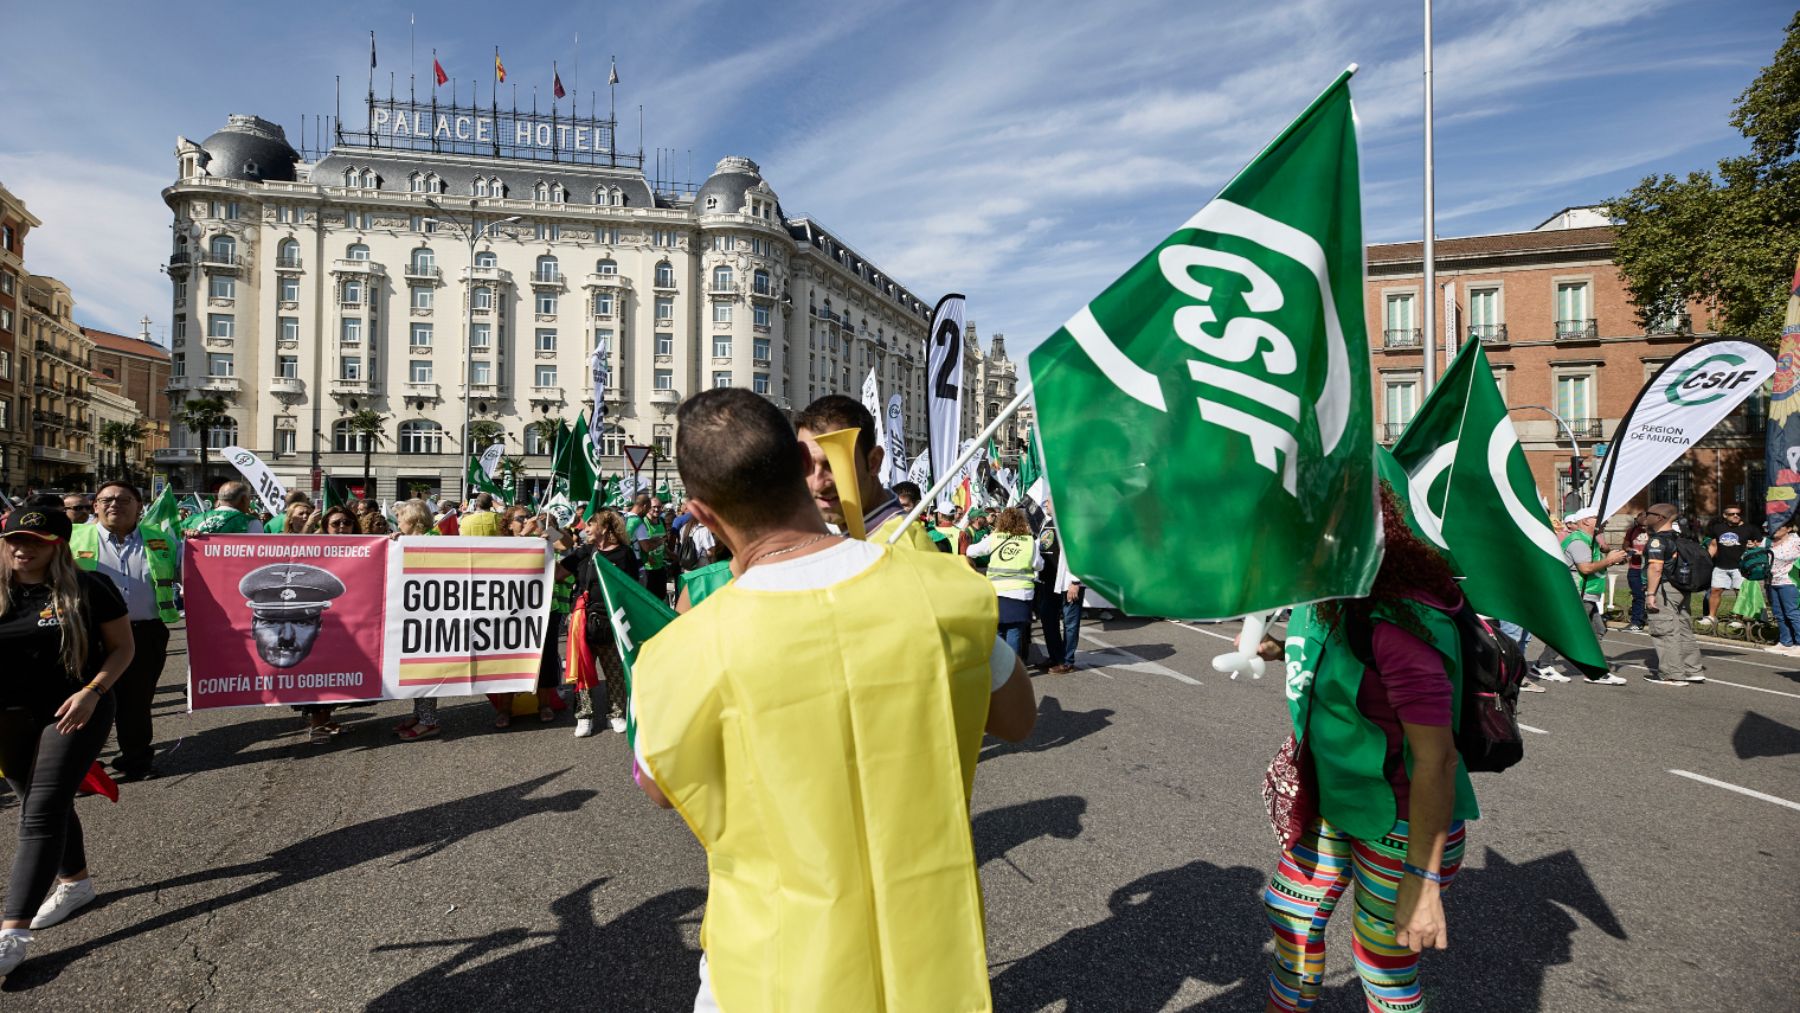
left=343, top=409, right=387, bottom=498
left=529, top=416, right=564, bottom=457
left=1610, top=14, right=1800, bottom=346
left=173, top=396, right=229, bottom=492
left=99, top=419, right=147, bottom=483
left=469, top=419, right=506, bottom=452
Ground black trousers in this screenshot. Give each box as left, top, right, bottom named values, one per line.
left=1, top=693, right=115, bottom=920
left=112, top=621, right=170, bottom=772
left=642, top=567, right=669, bottom=604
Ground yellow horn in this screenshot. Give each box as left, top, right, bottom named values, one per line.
left=812, top=427, right=866, bottom=540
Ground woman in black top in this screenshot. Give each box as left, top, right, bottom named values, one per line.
left=0, top=503, right=134, bottom=978
left=556, top=510, right=641, bottom=737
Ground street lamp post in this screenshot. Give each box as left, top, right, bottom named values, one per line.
left=424, top=198, right=519, bottom=502
left=1509, top=403, right=1586, bottom=509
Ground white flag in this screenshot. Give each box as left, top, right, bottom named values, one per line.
left=908, top=449, right=931, bottom=489
left=924, top=294, right=966, bottom=512
left=478, top=443, right=505, bottom=480
left=589, top=342, right=610, bottom=446
left=884, top=393, right=907, bottom=488
left=861, top=367, right=885, bottom=460
left=221, top=446, right=287, bottom=514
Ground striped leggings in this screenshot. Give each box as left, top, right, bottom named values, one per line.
left=1264, top=817, right=1466, bottom=1012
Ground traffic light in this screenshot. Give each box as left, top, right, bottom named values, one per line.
left=1569, top=455, right=1585, bottom=489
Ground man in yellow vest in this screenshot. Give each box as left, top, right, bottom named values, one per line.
left=633, top=388, right=1037, bottom=1012
left=794, top=394, right=939, bottom=551
left=73, top=480, right=181, bottom=780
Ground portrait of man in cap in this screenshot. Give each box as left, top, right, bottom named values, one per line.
left=239, top=563, right=347, bottom=668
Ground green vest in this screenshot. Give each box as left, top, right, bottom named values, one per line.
left=552, top=573, right=574, bottom=614
left=985, top=533, right=1036, bottom=594
left=1562, top=530, right=1605, bottom=598
left=1285, top=600, right=1480, bottom=841
left=183, top=507, right=252, bottom=535
left=645, top=519, right=669, bottom=570
left=70, top=523, right=182, bottom=624
left=265, top=514, right=288, bottom=534
left=679, top=559, right=734, bottom=608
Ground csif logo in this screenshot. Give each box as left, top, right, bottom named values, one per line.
left=1665, top=353, right=1759, bottom=407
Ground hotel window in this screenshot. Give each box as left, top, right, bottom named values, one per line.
left=535, top=328, right=557, bottom=353
left=713, top=336, right=732, bottom=358
left=208, top=275, right=235, bottom=300
left=525, top=427, right=551, bottom=455
left=536, top=291, right=558, bottom=316
left=654, top=369, right=673, bottom=390
left=535, top=221, right=560, bottom=241
left=656, top=433, right=672, bottom=456
left=410, top=323, right=432, bottom=348
left=278, top=355, right=298, bottom=378
left=277, top=428, right=296, bottom=455
left=1467, top=286, right=1501, bottom=340
left=342, top=278, right=364, bottom=305
left=409, top=173, right=427, bottom=193
left=712, top=265, right=734, bottom=290
left=279, top=316, right=299, bottom=341
left=204, top=418, right=238, bottom=449
left=712, top=371, right=731, bottom=389
left=594, top=292, right=615, bottom=317
left=655, top=297, right=673, bottom=322
left=753, top=269, right=770, bottom=295
left=279, top=276, right=299, bottom=302
left=655, top=332, right=673, bottom=355
left=208, top=352, right=234, bottom=377
left=173, top=317, right=187, bottom=341
left=1385, top=376, right=1418, bottom=431
left=596, top=258, right=618, bottom=275
left=753, top=304, right=770, bottom=328
left=411, top=285, right=433, bottom=310
left=473, top=178, right=488, bottom=196
left=0, top=399, right=8, bottom=430
left=346, top=243, right=370, bottom=261
left=341, top=318, right=361, bottom=344
left=208, top=314, right=234, bottom=339
left=411, top=248, right=435, bottom=273
left=471, top=360, right=492, bottom=384
left=535, top=365, right=558, bottom=387
left=470, top=323, right=491, bottom=349
left=175, top=277, right=187, bottom=302
left=276, top=238, right=299, bottom=264
left=473, top=287, right=493, bottom=310
left=1384, top=293, right=1416, bottom=345
left=602, top=424, right=625, bottom=457
left=655, top=262, right=676, bottom=288
left=0, top=350, right=8, bottom=379
left=475, top=250, right=497, bottom=268
left=173, top=353, right=184, bottom=377
left=1556, top=282, right=1592, bottom=334
left=712, top=303, right=732, bottom=325
left=410, top=360, right=433, bottom=383
left=534, top=181, right=550, bottom=201
left=595, top=327, right=615, bottom=353
left=753, top=337, right=770, bottom=362
left=536, top=255, right=560, bottom=281
left=399, top=421, right=444, bottom=455
left=753, top=373, right=770, bottom=395
left=207, top=235, right=236, bottom=261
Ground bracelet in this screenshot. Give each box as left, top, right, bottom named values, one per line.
left=85, top=681, right=108, bottom=696
left=1402, top=861, right=1444, bottom=884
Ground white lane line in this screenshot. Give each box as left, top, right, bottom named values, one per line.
left=1166, top=619, right=1238, bottom=643
left=1081, top=634, right=1201, bottom=685
left=1707, top=678, right=1800, bottom=701
left=1518, top=723, right=1550, bottom=735
left=1668, top=770, right=1800, bottom=813
left=1603, top=631, right=1800, bottom=673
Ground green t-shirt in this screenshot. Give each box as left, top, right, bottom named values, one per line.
left=182, top=507, right=253, bottom=535
left=679, top=559, right=733, bottom=608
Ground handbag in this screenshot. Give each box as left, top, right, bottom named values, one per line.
left=1261, top=727, right=1317, bottom=852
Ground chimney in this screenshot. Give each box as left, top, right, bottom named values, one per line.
left=990, top=333, right=1006, bottom=359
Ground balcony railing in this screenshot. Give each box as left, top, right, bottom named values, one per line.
left=1568, top=418, right=1605, bottom=439
left=269, top=376, right=305, bottom=396
left=1648, top=313, right=1692, bottom=336
left=531, top=270, right=564, bottom=286
left=1383, top=327, right=1422, bottom=348
left=404, top=381, right=441, bottom=399
left=274, top=255, right=304, bottom=270
left=152, top=447, right=200, bottom=464
left=1381, top=422, right=1408, bottom=443
left=530, top=385, right=565, bottom=403
left=404, top=264, right=441, bottom=281
left=1555, top=318, right=1599, bottom=341
left=31, top=445, right=90, bottom=464
left=1468, top=323, right=1508, bottom=344
left=200, top=250, right=239, bottom=268
left=168, top=252, right=193, bottom=268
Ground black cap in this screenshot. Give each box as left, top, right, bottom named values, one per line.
left=3, top=506, right=74, bottom=543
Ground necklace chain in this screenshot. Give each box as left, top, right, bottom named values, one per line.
left=746, top=532, right=838, bottom=567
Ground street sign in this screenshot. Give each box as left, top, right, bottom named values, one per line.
left=1592, top=442, right=1609, bottom=458
left=623, top=445, right=651, bottom=473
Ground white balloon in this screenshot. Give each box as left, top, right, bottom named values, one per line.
left=1211, top=613, right=1271, bottom=680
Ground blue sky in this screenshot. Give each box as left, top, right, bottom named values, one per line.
left=0, top=0, right=1786, bottom=363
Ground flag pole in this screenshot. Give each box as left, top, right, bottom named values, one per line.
left=1421, top=0, right=1438, bottom=392
left=886, top=382, right=1033, bottom=544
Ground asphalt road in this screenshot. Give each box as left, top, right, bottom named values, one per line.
left=0, top=615, right=1795, bottom=1011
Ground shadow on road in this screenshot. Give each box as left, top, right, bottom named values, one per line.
left=973, top=795, right=1087, bottom=871
left=3, top=770, right=596, bottom=991
left=988, top=858, right=1269, bottom=1011
left=1732, top=710, right=1800, bottom=759
left=366, top=878, right=705, bottom=1011
left=982, top=697, right=1114, bottom=763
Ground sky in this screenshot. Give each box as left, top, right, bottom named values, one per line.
left=0, top=0, right=1787, bottom=365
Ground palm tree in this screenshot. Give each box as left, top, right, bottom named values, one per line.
left=529, top=416, right=564, bottom=457
left=99, top=419, right=148, bottom=484
left=343, top=408, right=387, bottom=499
left=469, top=419, right=506, bottom=452
left=174, top=397, right=229, bottom=492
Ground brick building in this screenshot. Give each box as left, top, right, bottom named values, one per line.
left=1365, top=208, right=1762, bottom=521
left=0, top=182, right=39, bottom=496
left=84, top=319, right=172, bottom=475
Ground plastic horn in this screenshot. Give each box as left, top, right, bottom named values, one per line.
left=812, top=427, right=866, bottom=540
left=1210, top=612, right=1271, bottom=680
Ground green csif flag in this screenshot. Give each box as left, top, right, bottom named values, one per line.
left=591, top=550, right=677, bottom=749
left=1026, top=68, right=1377, bottom=619
left=1017, top=423, right=1045, bottom=504
left=466, top=454, right=505, bottom=500
left=1389, top=340, right=1606, bottom=673
left=142, top=484, right=180, bottom=532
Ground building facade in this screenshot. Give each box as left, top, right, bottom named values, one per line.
left=156, top=112, right=984, bottom=500
left=1366, top=208, right=1760, bottom=520
left=90, top=385, right=141, bottom=480
left=20, top=276, right=97, bottom=489
left=0, top=182, right=39, bottom=495
left=961, top=327, right=1028, bottom=458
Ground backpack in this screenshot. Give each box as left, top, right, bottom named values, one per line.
left=1346, top=604, right=1527, bottom=774
left=675, top=525, right=702, bottom=572
left=1667, top=534, right=1715, bottom=593
left=1737, top=544, right=1772, bottom=582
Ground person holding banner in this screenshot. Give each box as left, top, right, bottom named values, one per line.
left=0, top=503, right=135, bottom=977
left=263, top=491, right=313, bottom=534
left=305, top=505, right=359, bottom=535
left=632, top=388, right=1035, bottom=1012
left=392, top=504, right=447, bottom=740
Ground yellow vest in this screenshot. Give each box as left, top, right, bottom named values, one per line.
left=635, top=546, right=997, bottom=1013
left=459, top=510, right=502, bottom=537
left=70, top=522, right=181, bottom=624
left=870, top=511, right=940, bottom=552
left=985, top=533, right=1036, bottom=593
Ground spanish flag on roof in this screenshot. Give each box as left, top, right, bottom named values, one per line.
left=495, top=49, right=506, bottom=83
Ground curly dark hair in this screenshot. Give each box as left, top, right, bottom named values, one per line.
left=1317, top=482, right=1459, bottom=639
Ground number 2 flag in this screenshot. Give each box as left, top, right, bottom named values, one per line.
left=1027, top=67, right=1378, bottom=619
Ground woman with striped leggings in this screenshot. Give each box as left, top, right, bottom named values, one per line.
left=1264, top=485, right=1480, bottom=1012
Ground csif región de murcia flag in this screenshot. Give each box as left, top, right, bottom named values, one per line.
left=1027, top=67, right=1377, bottom=619
left=925, top=294, right=967, bottom=514
left=1591, top=337, right=1777, bottom=521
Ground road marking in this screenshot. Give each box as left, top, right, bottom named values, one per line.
left=1518, top=723, right=1549, bottom=735
left=1707, top=678, right=1800, bottom=700
left=1081, top=634, right=1201, bottom=685
left=1603, top=631, right=1800, bottom=672
left=1166, top=619, right=1238, bottom=643
left=1668, top=770, right=1800, bottom=813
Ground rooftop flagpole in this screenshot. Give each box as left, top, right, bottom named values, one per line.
left=1421, top=0, right=1438, bottom=392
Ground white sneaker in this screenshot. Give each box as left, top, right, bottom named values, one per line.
left=1696, top=616, right=1716, bottom=626
left=1583, top=673, right=1627, bottom=686
left=1681, top=673, right=1707, bottom=683
left=30, top=878, right=95, bottom=929
left=609, top=716, right=628, bottom=734
left=573, top=718, right=595, bottom=738
left=0, top=933, right=28, bottom=977
left=1765, top=645, right=1791, bottom=655
left=1535, top=665, right=1573, bottom=683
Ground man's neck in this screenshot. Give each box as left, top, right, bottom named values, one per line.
left=730, top=514, right=838, bottom=575
left=102, top=521, right=136, bottom=540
